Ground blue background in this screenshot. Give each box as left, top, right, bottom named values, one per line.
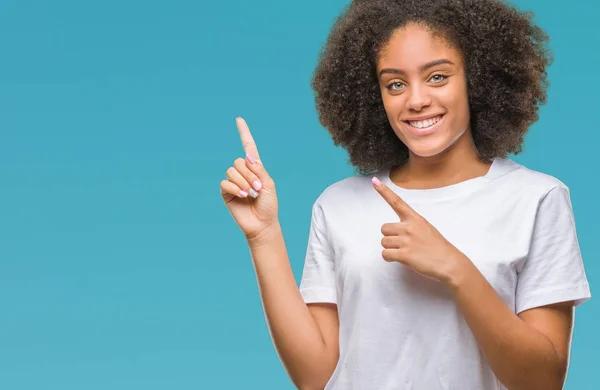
left=0, top=0, right=597, bottom=388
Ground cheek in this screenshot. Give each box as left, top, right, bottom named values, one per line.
left=381, top=95, right=403, bottom=126
left=436, top=88, right=470, bottom=127
left=380, top=91, right=395, bottom=113
left=436, top=84, right=464, bottom=107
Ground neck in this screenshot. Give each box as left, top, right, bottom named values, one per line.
left=390, top=128, right=492, bottom=190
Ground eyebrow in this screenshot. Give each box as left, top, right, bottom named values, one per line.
left=378, top=59, right=455, bottom=78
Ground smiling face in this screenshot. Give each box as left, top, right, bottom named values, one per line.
left=376, top=23, right=471, bottom=159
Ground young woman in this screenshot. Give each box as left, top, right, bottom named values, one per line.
left=220, top=0, right=591, bottom=389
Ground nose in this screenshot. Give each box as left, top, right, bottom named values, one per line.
left=405, top=85, right=432, bottom=111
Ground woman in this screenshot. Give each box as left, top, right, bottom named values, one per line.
left=220, top=0, right=591, bottom=389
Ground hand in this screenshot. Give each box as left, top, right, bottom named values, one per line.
left=220, top=117, right=279, bottom=241
left=371, top=176, right=468, bottom=285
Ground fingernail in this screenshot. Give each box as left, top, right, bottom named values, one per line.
left=246, top=153, right=255, bottom=164
left=248, top=188, right=259, bottom=198
left=239, top=190, right=248, bottom=197
left=252, top=180, right=262, bottom=191
left=372, top=177, right=382, bottom=187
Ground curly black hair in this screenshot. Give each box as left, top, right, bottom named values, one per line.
left=311, top=0, right=552, bottom=174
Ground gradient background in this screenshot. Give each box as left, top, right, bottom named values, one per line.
left=0, top=0, right=597, bottom=388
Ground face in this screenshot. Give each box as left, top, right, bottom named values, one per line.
left=376, top=24, right=471, bottom=158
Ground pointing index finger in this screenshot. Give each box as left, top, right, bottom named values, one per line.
left=372, top=176, right=414, bottom=219
left=236, top=117, right=261, bottom=162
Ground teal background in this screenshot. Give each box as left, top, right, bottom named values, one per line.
left=0, top=0, right=597, bottom=388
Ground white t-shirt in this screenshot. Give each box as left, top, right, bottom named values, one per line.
left=298, top=157, right=591, bottom=390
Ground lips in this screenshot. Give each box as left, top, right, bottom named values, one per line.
left=406, top=114, right=443, bottom=128
left=402, top=114, right=445, bottom=137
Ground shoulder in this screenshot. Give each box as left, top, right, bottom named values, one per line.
left=493, top=158, right=570, bottom=200
left=310, top=170, right=380, bottom=215
left=319, top=172, right=375, bottom=199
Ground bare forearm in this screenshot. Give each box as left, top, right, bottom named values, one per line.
left=248, top=223, right=336, bottom=389
left=446, top=256, right=566, bottom=390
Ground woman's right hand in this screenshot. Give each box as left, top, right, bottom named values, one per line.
left=220, top=117, right=279, bottom=241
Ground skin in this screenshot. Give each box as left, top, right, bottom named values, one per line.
left=377, top=23, right=492, bottom=189
left=221, top=119, right=338, bottom=389
left=372, top=24, right=574, bottom=390
left=220, top=23, right=575, bottom=390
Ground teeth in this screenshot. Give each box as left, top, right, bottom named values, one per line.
left=409, top=115, right=441, bottom=129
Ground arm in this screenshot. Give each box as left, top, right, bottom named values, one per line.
left=371, top=177, right=585, bottom=390
left=248, top=224, right=339, bottom=390
left=447, top=256, right=573, bottom=390
left=447, top=186, right=590, bottom=390
left=222, top=118, right=339, bottom=389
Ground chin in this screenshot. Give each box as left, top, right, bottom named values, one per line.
left=401, top=126, right=468, bottom=159
left=408, top=146, right=449, bottom=158
left=401, top=136, right=452, bottom=158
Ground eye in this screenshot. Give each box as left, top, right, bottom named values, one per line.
left=386, top=81, right=405, bottom=91
left=430, top=74, right=447, bottom=83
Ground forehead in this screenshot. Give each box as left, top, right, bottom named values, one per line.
left=377, top=24, right=462, bottom=69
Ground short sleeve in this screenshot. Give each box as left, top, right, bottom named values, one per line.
left=298, top=201, right=337, bottom=305
left=515, top=185, right=591, bottom=314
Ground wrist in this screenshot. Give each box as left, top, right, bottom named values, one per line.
left=442, top=251, right=476, bottom=291
left=246, top=222, right=283, bottom=247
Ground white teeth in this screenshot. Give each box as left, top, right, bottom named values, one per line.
left=409, top=115, right=441, bottom=129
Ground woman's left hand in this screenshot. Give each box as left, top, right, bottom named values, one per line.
left=372, top=177, right=469, bottom=285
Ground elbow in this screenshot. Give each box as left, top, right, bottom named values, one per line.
left=294, top=368, right=334, bottom=390
left=297, top=382, right=328, bottom=390
left=298, top=386, right=323, bottom=390
left=503, top=365, right=567, bottom=390
left=288, top=344, right=338, bottom=390
left=506, top=381, right=563, bottom=390
left=295, top=374, right=331, bottom=390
